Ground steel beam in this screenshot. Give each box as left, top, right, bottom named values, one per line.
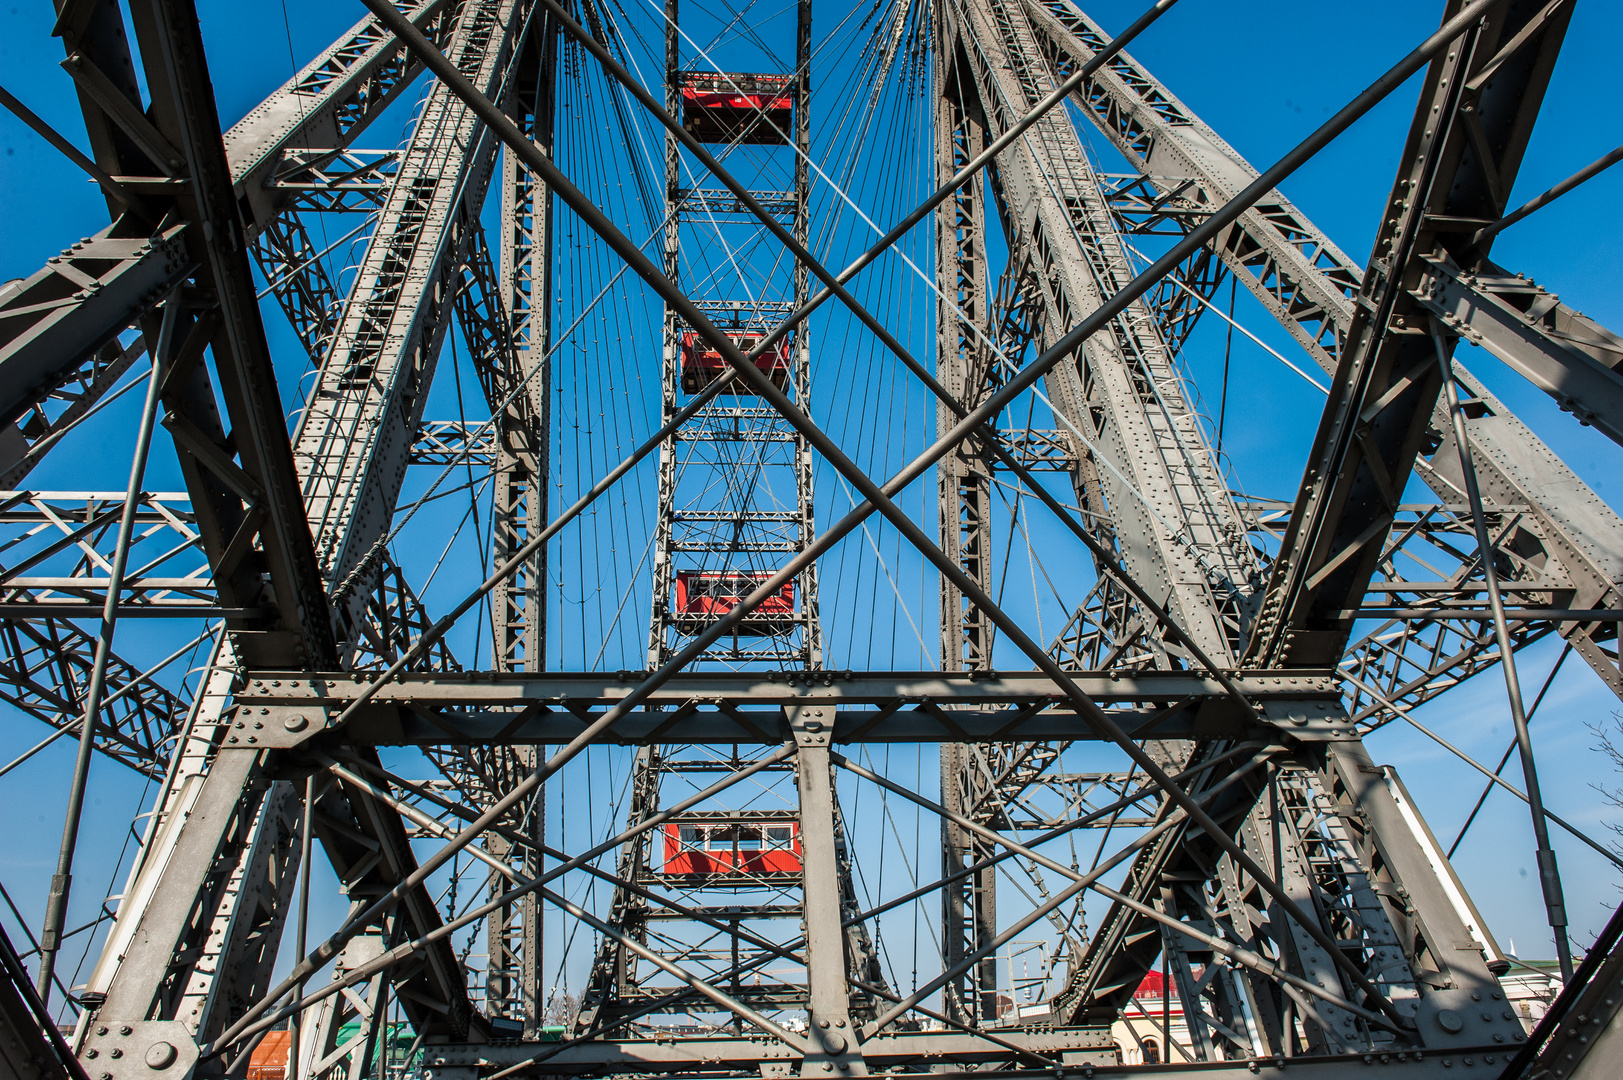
left=225, top=668, right=1343, bottom=748
left=946, top=0, right=1260, bottom=666
left=294, top=0, right=530, bottom=643
left=1413, top=255, right=1623, bottom=446
left=1246, top=0, right=1574, bottom=673
left=224, top=0, right=459, bottom=228
left=235, top=668, right=1338, bottom=706
left=934, top=33, right=1004, bottom=1026
left=793, top=713, right=866, bottom=1073
left=0, top=224, right=188, bottom=430
left=424, top=1027, right=1117, bottom=1072
left=106, top=0, right=337, bottom=668
left=465, top=73, right=553, bottom=1016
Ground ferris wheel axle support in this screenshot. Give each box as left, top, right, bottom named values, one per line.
left=354, top=0, right=1507, bottom=1034
left=353, top=0, right=1509, bottom=1037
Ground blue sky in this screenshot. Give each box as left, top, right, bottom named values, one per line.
left=2, top=0, right=1622, bottom=1019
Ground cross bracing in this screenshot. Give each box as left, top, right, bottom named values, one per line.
left=2, top=0, right=1622, bottom=1078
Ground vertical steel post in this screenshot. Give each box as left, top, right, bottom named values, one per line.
left=1432, top=324, right=1573, bottom=981
left=35, top=307, right=172, bottom=1003
left=644, top=0, right=682, bottom=670
left=488, top=12, right=556, bottom=1031
left=933, top=36, right=999, bottom=1028
left=494, top=13, right=555, bottom=678
left=792, top=709, right=863, bottom=1074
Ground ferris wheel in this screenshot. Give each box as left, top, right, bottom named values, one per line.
left=0, top=1, right=1620, bottom=1079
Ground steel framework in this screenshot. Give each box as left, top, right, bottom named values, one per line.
left=2, top=1, right=1621, bottom=1079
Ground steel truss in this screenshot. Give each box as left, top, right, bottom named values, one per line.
left=1, top=1, right=1620, bottom=1079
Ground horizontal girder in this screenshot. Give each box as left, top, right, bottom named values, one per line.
left=227, top=668, right=1347, bottom=746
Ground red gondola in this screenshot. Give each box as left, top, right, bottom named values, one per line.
left=679, top=331, right=792, bottom=394
left=680, top=71, right=792, bottom=145
left=661, top=820, right=802, bottom=877
left=674, top=571, right=794, bottom=622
